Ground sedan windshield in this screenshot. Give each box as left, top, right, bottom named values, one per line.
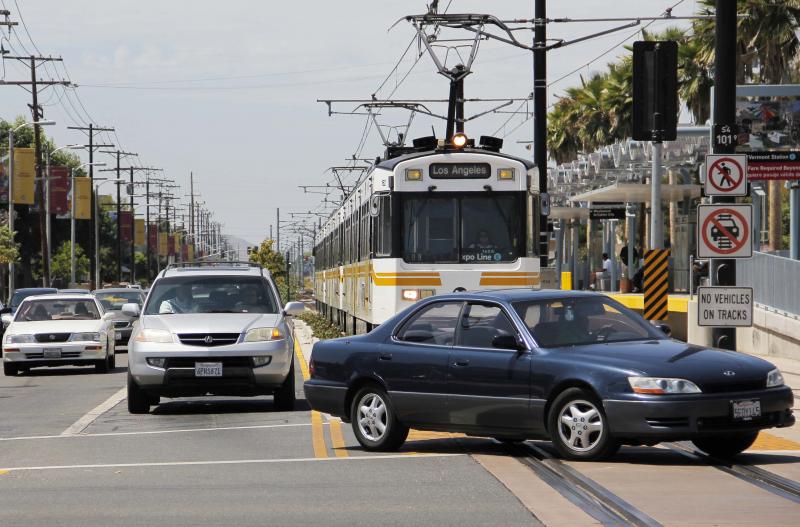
left=16, top=299, right=100, bottom=321
left=95, top=291, right=143, bottom=311
left=513, top=297, right=664, bottom=347
left=144, top=276, right=278, bottom=315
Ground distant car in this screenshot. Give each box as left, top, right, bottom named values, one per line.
left=58, top=289, right=92, bottom=295
left=2, top=294, right=116, bottom=376
left=126, top=262, right=305, bottom=414
left=1, top=288, right=58, bottom=331
left=304, top=290, right=794, bottom=460
left=93, top=288, right=146, bottom=351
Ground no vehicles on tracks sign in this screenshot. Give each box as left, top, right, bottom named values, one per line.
left=697, top=287, right=753, bottom=327
left=704, top=154, right=748, bottom=196
left=697, top=204, right=753, bottom=259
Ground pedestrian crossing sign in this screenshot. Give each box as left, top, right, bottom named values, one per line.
left=704, top=154, right=748, bottom=196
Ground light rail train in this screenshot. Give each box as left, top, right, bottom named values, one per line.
left=313, top=134, right=542, bottom=333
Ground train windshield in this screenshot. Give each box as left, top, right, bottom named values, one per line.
left=401, top=194, right=523, bottom=264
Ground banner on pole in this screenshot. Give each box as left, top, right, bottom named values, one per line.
left=134, top=219, right=146, bottom=246
left=12, top=148, right=36, bottom=205
left=74, top=177, right=92, bottom=220
left=49, top=166, right=70, bottom=214
left=120, top=211, right=133, bottom=243
left=159, top=232, right=168, bottom=257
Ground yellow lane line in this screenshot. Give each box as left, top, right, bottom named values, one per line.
left=0, top=469, right=8, bottom=476
left=293, top=333, right=329, bottom=459
left=329, top=419, right=350, bottom=458
left=751, top=431, right=800, bottom=451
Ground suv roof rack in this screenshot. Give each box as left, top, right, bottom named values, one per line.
left=162, top=261, right=267, bottom=277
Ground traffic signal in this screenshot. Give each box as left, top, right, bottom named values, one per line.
left=632, top=40, right=678, bottom=141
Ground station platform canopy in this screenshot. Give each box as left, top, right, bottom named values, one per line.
left=568, top=182, right=701, bottom=204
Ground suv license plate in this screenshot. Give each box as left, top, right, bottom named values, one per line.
left=43, top=348, right=62, bottom=359
left=195, top=362, right=223, bottom=377
left=732, top=399, right=761, bottom=421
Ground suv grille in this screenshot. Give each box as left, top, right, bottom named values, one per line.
left=177, top=333, right=240, bottom=347
left=164, top=357, right=253, bottom=368
left=35, top=333, right=71, bottom=343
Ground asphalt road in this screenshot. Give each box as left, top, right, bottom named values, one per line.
left=1, top=347, right=799, bottom=526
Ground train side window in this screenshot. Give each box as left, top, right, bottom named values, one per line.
left=374, top=194, right=392, bottom=257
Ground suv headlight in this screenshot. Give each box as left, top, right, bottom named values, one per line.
left=766, top=368, right=784, bottom=388
left=244, top=327, right=284, bottom=342
left=628, top=376, right=701, bottom=395
left=69, top=332, right=101, bottom=342
left=135, top=329, right=174, bottom=343
left=5, top=334, right=35, bottom=344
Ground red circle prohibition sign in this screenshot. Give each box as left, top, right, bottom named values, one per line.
left=708, top=157, right=744, bottom=193
left=701, top=208, right=749, bottom=255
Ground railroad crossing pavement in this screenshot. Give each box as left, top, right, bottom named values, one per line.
left=0, top=326, right=797, bottom=525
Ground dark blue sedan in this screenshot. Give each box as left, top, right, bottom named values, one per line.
left=304, top=290, right=794, bottom=460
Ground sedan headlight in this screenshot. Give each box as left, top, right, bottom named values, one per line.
left=244, top=327, right=284, bottom=342
left=628, top=376, right=702, bottom=395
left=134, top=329, right=174, bottom=343
left=68, top=332, right=101, bottom=342
left=766, top=368, right=784, bottom=388
left=5, top=334, right=35, bottom=344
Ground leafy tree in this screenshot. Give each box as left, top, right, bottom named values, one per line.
left=249, top=238, right=289, bottom=298
left=51, top=241, right=89, bottom=285
left=0, top=225, right=20, bottom=265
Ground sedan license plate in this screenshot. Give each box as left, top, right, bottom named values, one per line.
left=194, top=362, right=223, bottom=377
left=732, top=399, right=761, bottom=421
left=43, top=348, right=62, bottom=359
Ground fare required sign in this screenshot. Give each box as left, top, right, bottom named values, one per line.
left=697, top=287, right=753, bottom=327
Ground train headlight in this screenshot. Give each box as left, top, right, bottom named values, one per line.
left=451, top=133, right=468, bottom=148
left=497, top=168, right=515, bottom=181
left=405, top=169, right=423, bottom=181
left=401, top=289, right=419, bottom=301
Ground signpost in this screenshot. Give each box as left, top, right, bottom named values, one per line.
left=704, top=154, right=748, bottom=196
left=589, top=202, right=626, bottom=220
left=697, top=204, right=753, bottom=259
left=697, top=286, right=753, bottom=327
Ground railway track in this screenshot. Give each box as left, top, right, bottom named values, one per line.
left=664, top=441, right=800, bottom=505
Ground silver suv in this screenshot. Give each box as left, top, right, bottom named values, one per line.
left=124, top=262, right=304, bottom=414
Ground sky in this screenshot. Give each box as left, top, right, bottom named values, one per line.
left=0, top=0, right=696, bottom=245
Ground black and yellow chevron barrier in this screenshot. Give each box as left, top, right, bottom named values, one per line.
left=643, top=249, right=669, bottom=321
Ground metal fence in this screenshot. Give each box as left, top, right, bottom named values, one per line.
left=738, top=251, right=800, bottom=316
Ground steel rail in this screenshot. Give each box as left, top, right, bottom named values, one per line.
left=664, top=442, right=800, bottom=505
left=509, top=442, right=664, bottom=527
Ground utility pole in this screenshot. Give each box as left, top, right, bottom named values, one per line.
left=190, top=172, right=195, bottom=241
left=277, top=208, right=280, bottom=252
left=68, top=124, right=115, bottom=289
left=100, top=150, right=137, bottom=282
left=711, top=0, right=737, bottom=351
left=2, top=54, right=70, bottom=287
left=533, top=0, right=549, bottom=267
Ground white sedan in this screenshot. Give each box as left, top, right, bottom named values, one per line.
left=2, top=294, right=116, bottom=376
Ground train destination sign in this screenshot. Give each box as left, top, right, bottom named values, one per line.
left=429, top=163, right=491, bottom=179
left=697, top=286, right=753, bottom=327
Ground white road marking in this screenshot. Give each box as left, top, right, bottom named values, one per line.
left=1, top=422, right=320, bottom=442
left=60, top=387, right=128, bottom=436
left=0, top=453, right=462, bottom=472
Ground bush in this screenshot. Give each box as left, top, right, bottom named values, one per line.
left=297, top=312, right=343, bottom=340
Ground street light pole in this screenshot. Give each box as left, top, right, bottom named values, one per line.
left=70, top=162, right=105, bottom=286
left=6, top=120, right=55, bottom=295
left=94, top=177, right=124, bottom=288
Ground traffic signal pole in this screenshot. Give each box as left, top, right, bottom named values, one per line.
left=711, top=0, right=737, bottom=351
left=533, top=0, right=549, bottom=267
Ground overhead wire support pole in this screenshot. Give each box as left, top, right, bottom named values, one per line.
left=534, top=0, right=549, bottom=267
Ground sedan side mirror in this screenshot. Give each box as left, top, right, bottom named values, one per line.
left=283, top=301, right=305, bottom=316
left=492, top=333, right=527, bottom=351
left=121, top=303, right=141, bottom=318
left=656, top=323, right=672, bottom=338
